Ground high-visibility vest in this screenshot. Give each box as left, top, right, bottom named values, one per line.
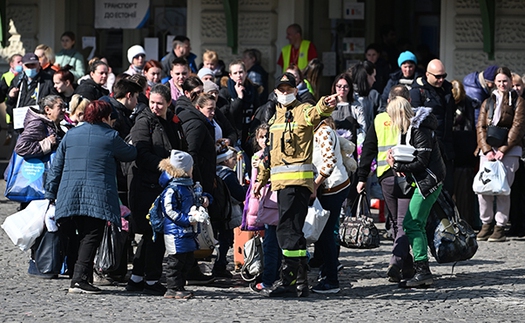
left=374, top=112, right=398, bottom=178
left=281, top=40, right=311, bottom=72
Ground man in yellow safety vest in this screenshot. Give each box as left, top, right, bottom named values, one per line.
left=277, top=24, right=317, bottom=73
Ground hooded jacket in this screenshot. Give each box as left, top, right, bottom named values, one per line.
left=74, top=77, right=109, bottom=101
left=476, top=89, right=525, bottom=155
left=14, top=108, right=64, bottom=158
left=393, top=107, right=446, bottom=198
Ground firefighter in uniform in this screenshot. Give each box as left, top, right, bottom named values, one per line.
left=253, top=73, right=337, bottom=297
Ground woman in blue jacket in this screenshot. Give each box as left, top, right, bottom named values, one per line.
left=45, top=100, right=137, bottom=294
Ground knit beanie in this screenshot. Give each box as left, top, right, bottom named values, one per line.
left=198, top=67, right=214, bottom=80
left=203, top=80, right=219, bottom=93
left=483, top=65, right=499, bottom=82
left=397, top=51, right=417, bottom=67
left=169, top=150, right=193, bottom=174
left=216, top=146, right=235, bottom=164
left=127, top=45, right=146, bottom=64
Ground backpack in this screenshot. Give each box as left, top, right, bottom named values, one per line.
left=240, top=234, right=264, bottom=282
left=147, top=183, right=182, bottom=238
left=208, top=175, right=233, bottom=227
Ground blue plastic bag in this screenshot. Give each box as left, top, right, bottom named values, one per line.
left=4, top=152, right=55, bottom=203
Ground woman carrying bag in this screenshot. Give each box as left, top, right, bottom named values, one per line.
left=385, top=97, right=445, bottom=288
left=475, top=66, right=525, bottom=242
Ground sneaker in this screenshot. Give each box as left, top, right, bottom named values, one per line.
left=143, top=281, right=167, bottom=296
left=125, top=279, right=144, bottom=292
left=311, top=282, right=340, bottom=294
left=250, top=282, right=270, bottom=293
left=488, top=225, right=506, bottom=242
left=386, top=264, right=402, bottom=283
left=164, top=288, right=194, bottom=299
left=27, top=259, right=58, bottom=279
left=69, top=281, right=102, bottom=294
left=186, top=271, right=215, bottom=285
left=212, top=268, right=233, bottom=279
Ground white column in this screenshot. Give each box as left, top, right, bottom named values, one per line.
left=440, top=0, right=456, bottom=79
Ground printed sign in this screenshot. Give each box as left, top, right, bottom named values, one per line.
left=95, top=0, right=150, bottom=29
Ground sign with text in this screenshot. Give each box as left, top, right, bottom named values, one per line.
left=343, top=1, right=365, bottom=20
left=95, top=0, right=150, bottom=29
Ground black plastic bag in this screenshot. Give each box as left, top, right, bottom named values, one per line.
left=94, top=222, right=125, bottom=274
left=35, top=231, right=62, bottom=275
left=425, top=190, right=478, bottom=263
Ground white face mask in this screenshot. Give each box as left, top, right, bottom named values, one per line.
left=277, top=93, right=295, bottom=106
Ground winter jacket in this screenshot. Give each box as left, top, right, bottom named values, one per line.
left=101, top=96, right=134, bottom=139
left=130, top=108, right=187, bottom=192
left=381, top=68, right=424, bottom=106
left=476, top=90, right=525, bottom=155
left=313, top=124, right=351, bottom=195
left=409, top=77, right=455, bottom=161
left=463, top=71, right=491, bottom=105
left=257, top=96, right=335, bottom=192
left=6, top=72, right=58, bottom=122
left=392, top=107, right=446, bottom=198
left=175, top=96, right=216, bottom=194
left=128, top=107, right=187, bottom=232
left=45, top=122, right=137, bottom=226
left=152, top=177, right=198, bottom=254
left=14, top=108, right=64, bottom=158
left=74, top=77, right=109, bottom=101
left=55, top=49, right=85, bottom=81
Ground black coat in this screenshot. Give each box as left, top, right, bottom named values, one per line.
left=409, top=77, right=455, bottom=161
left=393, top=107, right=446, bottom=198
left=128, top=107, right=187, bottom=232
left=175, top=96, right=217, bottom=194
left=6, top=72, right=58, bottom=121
left=381, top=68, right=424, bottom=106
left=74, top=77, right=109, bottom=101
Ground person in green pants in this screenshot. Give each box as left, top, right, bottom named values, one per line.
left=385, top=96, right=446, bottom=287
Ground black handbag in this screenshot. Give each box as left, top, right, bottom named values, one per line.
left=486, top=125, right=508, bottom=147
left=425, top=190, right=478, bottom=264
left=340, top=192, right=380, bottom=249
left=393, top=175, right=415, bottom=198
left=35, top=231, right=62, bottom=275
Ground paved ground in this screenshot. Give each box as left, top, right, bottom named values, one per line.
left=1, top=179, right=524, bottom=322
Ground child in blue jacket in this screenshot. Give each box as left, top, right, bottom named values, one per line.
left=150, top=150, right=210, bottom=299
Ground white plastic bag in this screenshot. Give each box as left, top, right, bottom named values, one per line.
left=302, top=198, right=330, bottom=244
left=472, top=160, right=510, bottom=196
left=1, top=199, right=49, bottom=251
left=44, top=204, right=58, bottom=232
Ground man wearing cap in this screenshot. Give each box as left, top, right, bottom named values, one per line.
left=125, top=45, right=146, bottom=76
left=253, top=73, right=337, bottom=297
left=381, top=51, right=424, bottom=106
left=409, top=59, right=456, bottom=194
left=6, top=53, right=57, bottom=130
left=463, top=64, right=498, bottom=121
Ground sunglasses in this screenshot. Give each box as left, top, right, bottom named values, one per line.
left=428, top=72, right=447, bottom=80
left=336, top=84, right=349, bottom=89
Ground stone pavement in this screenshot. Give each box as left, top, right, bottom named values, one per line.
left=1, top=181, right=524, bottom=322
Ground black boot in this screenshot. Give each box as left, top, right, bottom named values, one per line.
left=296, top=257, right=309, bottom=297
left=400, top=260, right=433, bottom=288
left=402, top=254, right=415, bottom=279
left=69, top=264, right=101, bottom=294
left=264, top=257, right=300, bottom=297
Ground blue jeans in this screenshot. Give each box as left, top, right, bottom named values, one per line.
left=261, top=224, right=281, bottom=286
left=317, top=186, right=351, bottom=285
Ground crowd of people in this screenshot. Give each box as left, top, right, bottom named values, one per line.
left=3, top=24, right=525, bottom=299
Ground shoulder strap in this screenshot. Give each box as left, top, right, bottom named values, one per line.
left=486, top=97, right=495, bottom=121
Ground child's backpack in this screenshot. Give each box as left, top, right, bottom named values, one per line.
left=240, top=233, right=264, bottom=282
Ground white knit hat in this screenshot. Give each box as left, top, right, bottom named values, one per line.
left=127, top=45, right=146, bottom=64
left=216, top=147, right=235, bottom=164
left=170, top=150, right=193, bottom=174
left=198, top=67, right=214, bottom=80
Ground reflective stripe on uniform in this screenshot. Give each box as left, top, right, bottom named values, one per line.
left=282, top=249, right=308, bottom=257
left=271, top=164, right=314, bottom=174
left=272, top=171, right=314, bottom=181
left=270, top=122, right=298, bottom=131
